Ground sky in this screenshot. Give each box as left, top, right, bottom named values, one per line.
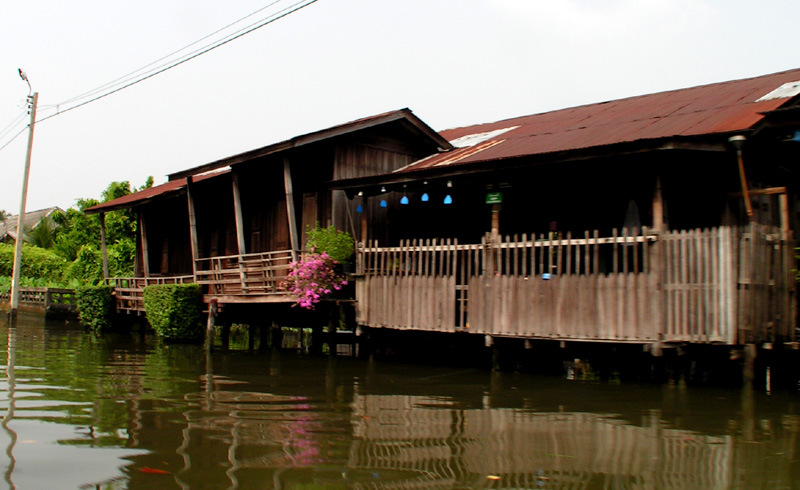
left=1, top=0, right=798, bottom=214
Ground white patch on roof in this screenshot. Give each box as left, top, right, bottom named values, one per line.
left=756, top=81, right=800, bottom=102
left=449, top=126, right=519, bottom=148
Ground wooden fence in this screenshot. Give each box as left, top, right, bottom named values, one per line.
left=356, top=225, right=795, bottom=345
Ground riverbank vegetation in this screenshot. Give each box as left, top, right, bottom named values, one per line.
left=0, top=177, right=152, bottom=293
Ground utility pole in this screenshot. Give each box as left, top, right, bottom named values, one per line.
left=10, top=69, right=38, bottom=317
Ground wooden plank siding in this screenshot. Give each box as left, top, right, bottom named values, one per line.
left=356, top=225, right=796, bottom=345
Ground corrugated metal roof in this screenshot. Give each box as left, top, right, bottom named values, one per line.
left=396, top=68, right=800, bottom=173
left=85, top=169, right=227, bottom=215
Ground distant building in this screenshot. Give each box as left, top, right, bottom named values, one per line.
left=0, top=207, right=62, bottom=245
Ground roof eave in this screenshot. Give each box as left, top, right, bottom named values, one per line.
left=329, top=136, right=731, bottom=191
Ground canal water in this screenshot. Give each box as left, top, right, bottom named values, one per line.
left=0, top=313, right=798, bottom=489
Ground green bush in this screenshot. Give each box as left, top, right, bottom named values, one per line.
left=305, top=223, right=354, bottom=263
left=0, top=242, right=67, bottom=282
left=76, top=285, right=115, bottom=331
left=143, top=284, right=203, bottom=342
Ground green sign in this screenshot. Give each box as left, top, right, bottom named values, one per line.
left=486, top=192, right=503, bottom=204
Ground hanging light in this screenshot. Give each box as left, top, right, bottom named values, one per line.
left=356, top=204, right=363, bottom=213
left=444, top=195, right=453, bottom=205
left=380, top=186, right=386, bottom=193
left=400, top=196, right=409, bottom=205
left=447, top=180, right=453, bottom=188
left=421, top=193, right=429, bottom=202
left=380, top=199, right=387, bottom=208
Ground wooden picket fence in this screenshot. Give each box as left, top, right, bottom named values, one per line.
left=356, top=225, right=795, bottom=344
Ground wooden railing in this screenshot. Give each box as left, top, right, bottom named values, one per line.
left=195, top=249, right=296, bottom=297
left=0, top=287, right=78, bottom=314
left=356, top=225, right=795, bottom=345
left=107, top=276, right=194, bottom=313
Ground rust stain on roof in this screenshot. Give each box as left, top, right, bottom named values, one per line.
left=398, top=68, right=800, bottom=173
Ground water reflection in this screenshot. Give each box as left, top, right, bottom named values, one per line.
left=0, top=312, right=798, bottom=489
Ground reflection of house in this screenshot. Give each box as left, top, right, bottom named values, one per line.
left=89, top=69, right=800, bottom=346
left=0, top=207, right=61, bottom=244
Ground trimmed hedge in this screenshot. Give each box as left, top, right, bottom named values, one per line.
left=143, top=284, right=203, bottom=342
left=76, top=285, right=115, bottom=331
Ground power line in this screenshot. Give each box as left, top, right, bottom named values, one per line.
left=0, top=111, right=27, bottom=141
left=0, top=126, right=27, bottom=154
left=37, top=0, right=319, bottom=123
left=51, top=0, right=285, bottom=108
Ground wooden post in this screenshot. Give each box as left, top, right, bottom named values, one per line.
left=328, top=302, right=339, bottom=357
left=231, top=169, right=247, bottom=256
left=283, top=157, right=300, bottom=260
left=186, top=176, right=200, bottom=276
left=652, top=176, right=665, bottom=233
left=99, top=212, right=109, bottom=281
left=205, top=298, right=218, bottom=353
left=139, top=213, right=150, bottom=277
left=360, top=197, right=368, bottom=244
left=743, top=343, right=757, bottom=386
left=491, top=204, right=500, bottom=237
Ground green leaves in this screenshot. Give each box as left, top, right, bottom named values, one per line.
left=305, top=224, right=354, bottom=263
left=76, top=285, right=115, bottom=331
left=143, top=284, right=203, bottom=342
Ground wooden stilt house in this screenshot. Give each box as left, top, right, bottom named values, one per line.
left=333, top=68, right=800, bottom=346
left=85, top=109, right=450, bottom=312
left=89, top=68, right=800, bottom=348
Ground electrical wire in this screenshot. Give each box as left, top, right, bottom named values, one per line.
left=0, top=126, right=27, bottom=153
left=38, top=0, right=319, bottom=123
left=51, top=0, right=285, bottom=108
left=0, top=111, right=27, bottom=141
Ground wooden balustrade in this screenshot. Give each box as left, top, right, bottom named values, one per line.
left=108, top=276, right=194, bottom=313
left=195, top=249, right=295, bottom=298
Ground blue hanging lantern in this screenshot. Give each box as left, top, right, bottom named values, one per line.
left=400, top=195, right=409, bottom=205
left=356, top=204, right=363, bottom=213
left=380, top=199, right=387, bottom=208
left=421, top=193, right=429, bottom=202
left=443, top=194, right=453, bottom=205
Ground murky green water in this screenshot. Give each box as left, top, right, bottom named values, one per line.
left=0, top=313, right=799, bottom=489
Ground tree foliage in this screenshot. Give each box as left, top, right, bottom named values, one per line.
left=1, top=177, right=152, bottom=287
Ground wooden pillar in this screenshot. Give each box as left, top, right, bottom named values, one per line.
left=283, top=157, right=300, bottom=260
left=652, top=176, right=665, bottom=232
left=205, top=298, right=218, bottom=353
left=491, top=204, right=500, bottom=237
left=186, top=176, right=200, bottom=275
left=328, top=303, right=339, bottom=357
left=360, top=198, right=368, bottom=244
left=99, top=212, right=109, bottom=281
left=139, top=212, right=150, bottom=277
left=743, top=343, right=757, bottom=387
left=231, top=168, right=247, bottom=255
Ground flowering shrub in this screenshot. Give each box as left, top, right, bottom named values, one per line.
left=283, top=252, right=347, bottom=309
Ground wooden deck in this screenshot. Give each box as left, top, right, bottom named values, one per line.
left=109, top=249, right=297, bottom=313
left=356, top=224, right=795, bottom=345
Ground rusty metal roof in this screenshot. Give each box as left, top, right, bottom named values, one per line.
left=85, top=169, right=227, bottom=215
left=396, top=68, right=800, bottom=173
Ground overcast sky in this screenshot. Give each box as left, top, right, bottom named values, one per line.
left=1, top=0, right=798, bottom=213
